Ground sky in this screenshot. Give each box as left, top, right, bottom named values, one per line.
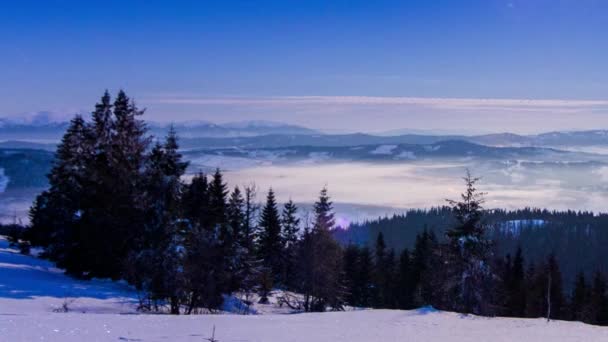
left=0, top=0, right=607, bottom=134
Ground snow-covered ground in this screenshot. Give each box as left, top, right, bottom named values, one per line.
left=1, top=236, right=608, bottom=341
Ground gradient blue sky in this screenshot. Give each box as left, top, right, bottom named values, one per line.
left=1, top=0, right=607, bottom=133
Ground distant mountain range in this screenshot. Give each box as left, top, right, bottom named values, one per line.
left=184, top=140, right=601, bottom=166
left=176, top=130, right=608, bottom=151
left=0, top=118, right=319, bottom=141
left=4, top=116, right=608, bottom=151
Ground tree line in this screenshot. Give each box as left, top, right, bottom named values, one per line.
left=10, top=91, right=608, bottom=324
left=22, top=91, right=343, bottom=314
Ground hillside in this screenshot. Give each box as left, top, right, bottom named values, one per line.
left=1, top=237, right=607, bottom=341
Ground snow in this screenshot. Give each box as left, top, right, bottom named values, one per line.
left=0, top=237, right=138, bottom=315
left=3, top=307, right=608, bottom=341
left=499, top=219, right=546, bottom=235
left=370, top=145, right=397, bottom=155
left=2, top=236, right=608, bottom=341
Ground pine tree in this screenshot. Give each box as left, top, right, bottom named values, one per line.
left=226, top=186, right=246, bottom=291
left=126, top=128, right=188, bottom=314
left=257, top=188, right=284, bottom=288
left=589, top=271, right=608, bottom=325
left=444, top=170, right=494, bottom=315
left=570, top=272, right=588, bottom=322
left=397, top=248, right=414, bottom=309
left=411, top=229, right=439, bottom=307
left=182, top=170, right=229, bottom=313
left=505, top=247, right=526, bottom=317
left=208, top=168, right=228, bottom=232
left=356, top=246, right=374, bottom=307
left=298, top=188, right=344, bottom=312
left=281, top=199, right=300, bottom=289
left=546, top=253, right=565, bottom=320
left=28, top=115, right=91, bottom=274
left=343, top=244, right=360, bottom=306
left=373, top=232, right=388, bottom=307
left=182, top=172, right=209, bottom=227
left=237, top=185, right=262, bottom=306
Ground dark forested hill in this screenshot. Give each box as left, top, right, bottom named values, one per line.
left=0, top=149, right=54, bottom=190
left=334, top=207, right=608, bottom=290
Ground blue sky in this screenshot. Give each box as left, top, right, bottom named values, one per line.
left=1, top=0, right=606, bottom=133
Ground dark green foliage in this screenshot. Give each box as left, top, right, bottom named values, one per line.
left=373, top=233, right=397, bottom=308
left=396, top=248, right=414, bottom=309
left=125, top=128, right=188, bottom=314
left=297, top=188, right=345, bottom=312
left=503, top=247, right=526, bottom=317
left=257, top=189, right=284, bottom=284
left=281, top=200, right=300, bottom=288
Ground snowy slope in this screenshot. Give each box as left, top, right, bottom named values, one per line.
left=1, top=236, right=608, bottom=341
left=0, top=237, right=138, bottom=315
left=3, top=307, right=608, bottom=342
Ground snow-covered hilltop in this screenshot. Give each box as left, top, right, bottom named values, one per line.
left=1, top=237, right=607, bottom=342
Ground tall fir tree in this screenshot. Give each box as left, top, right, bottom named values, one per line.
left=257, top=188, right=284, bottom=287
left=397, top=248, right=415, bottom=309
left=182, top=172, right=225, bottom=313
left=298, top=188, right=344, bottom=312
left=126, top=128, right=188, bottom=314
left=444, top=170, right=494, bottom=315
left=28, top=115, right=91, bottom=273
left=281, top=199, right=300, bottom=288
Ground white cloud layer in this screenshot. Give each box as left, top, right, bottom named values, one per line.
left=149, top=95, right=608, bottom=113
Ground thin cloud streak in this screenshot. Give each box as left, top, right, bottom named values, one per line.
left=147, top=96, right=608, bottom=113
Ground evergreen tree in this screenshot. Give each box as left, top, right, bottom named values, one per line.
left=373, top=232, right=390, bottom=307
left=589, top=271, right=608, bottom=325
left=397, top=248, right=414, bottom=309
left=237, top=185, right=262, bottom=305
left=81, top=90, right=150, bottom=279
left=226, top=186, right=246, bottom=291
left=505, top=247, right=526, bottom=317
left=298, top=188, right=344, bottom=312
left=28, top=115, right=90, bottom=272
left=546, top=253, right=566, bottom=320
left=343, top=244, right=361, bottom=306
left=208, top=168, right=228, bottom=232
left=281, top=199, right=300, bottom=288
left=257, top=188, right=284, bottom=287
left=411, top=229, right=439, bottom=307
left=356, top=246, right=374, bottom=307
left=182, top=170, right=229, bottom=313
left=126, top=128, right=188, bottom=314
left=570, top=272, right=588, bottom=322
left=444, top=170, right=494, bottom=315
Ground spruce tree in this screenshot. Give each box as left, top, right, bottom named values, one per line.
left=505, top=247, right=526, bottom=317
left=343, top=244, right=361, bottom=306
left=257, top=188, right=283, bottom=287
left=182, top=170, right=229, bottom=313
left=298, top=187, right=344, bottom=312
left=373, top=232, right=388, bottom=307
left=356, top=246, right=374, bottom=307
left=226, top=186, right=246, bottom=291
left=281, top=199, right=300, bottom=288
left=397, top=248, right=414, bottom=309
left=590, top=271, right=608, bottom=325
left=127, top=128, right=188, bottom=314
left=237, top=185, right=262, bottom=306
left=571, top=272, right=588, bottom=322
left=444, top=170, right=493, bottom=315
left=28, top=115, right=90, bottom=273
left=411, top=229, right=439, bottom=307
